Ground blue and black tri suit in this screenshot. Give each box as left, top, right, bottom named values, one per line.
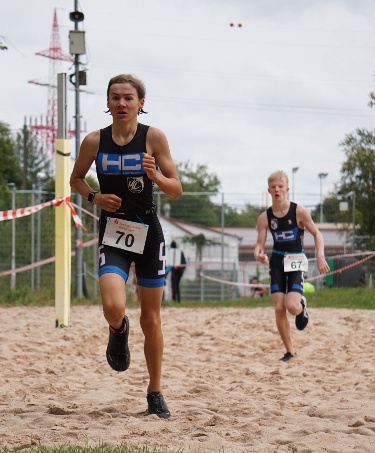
left=96, top=123, right=166, bottom=288
left=267, top=202, right=305, bottom=295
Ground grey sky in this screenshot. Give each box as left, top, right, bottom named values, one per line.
left=1, top=0, right=374, bottom=201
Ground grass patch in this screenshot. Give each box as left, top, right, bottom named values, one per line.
left=0, top=287, right=374, bottom=310
left=161, top=287, right=375, bottom=310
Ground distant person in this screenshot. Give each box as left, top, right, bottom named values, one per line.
left=169, top=241, right=186, bottom=302
left=249, top=276, right=267, bottom=298
left=254, top=170, right=329, bottom=362
left=70, top=73, right=182, bottom=418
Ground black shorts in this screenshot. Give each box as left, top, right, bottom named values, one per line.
left=97, top=212, right=166, bottom=288
left=269, top=253, right=304, bottom=295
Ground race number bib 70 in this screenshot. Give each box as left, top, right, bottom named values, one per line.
left=103, top=217, right=149, bottom=254
left=283, top=253, right=308, bottom=272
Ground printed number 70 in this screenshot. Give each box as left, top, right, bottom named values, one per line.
left=116, top=230, right=135, bottom=248
left=291, top=261, right=302, bottom=270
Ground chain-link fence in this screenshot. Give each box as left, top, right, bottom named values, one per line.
left=0, top=188, right=373, bottom=301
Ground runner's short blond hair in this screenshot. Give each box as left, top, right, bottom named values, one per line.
left=267, top=170, right=289, bottom=187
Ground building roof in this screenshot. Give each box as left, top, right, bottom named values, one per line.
left=211, top=225, right=351, bottom=249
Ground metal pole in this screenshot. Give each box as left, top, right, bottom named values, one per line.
left=318, top=173, right=328, bottom=224
left=352, top=192, right=356, bottom=251
left=292, top=167, right=299, bottom=201
left=31, top=185, right=35, bottom=289
left=37, top=182, right=42, bottom=288
left=220, top=192, right=225, bottom=301
left=74, top=0, right=83, bottom=297
left=8, top=183, right=16, bottom=290
left=93, top=204, right=98, bottom=297
left=319, top=178, right=323, bottom=224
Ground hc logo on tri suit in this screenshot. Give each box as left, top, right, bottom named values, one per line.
left=97, top=152, right=145, bottom=176
left=272, top=227, right=299, bottom=243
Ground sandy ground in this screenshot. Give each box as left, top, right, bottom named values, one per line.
left=0, top=304, right=374, bottom=453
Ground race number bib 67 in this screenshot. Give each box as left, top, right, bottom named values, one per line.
left=103, top=217, right=149, bottom=254
left=283, top=253, right=308, bottom=272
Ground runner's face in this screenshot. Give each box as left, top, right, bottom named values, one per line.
left=268, top=179, right=289, bottom=201
left=107, top=83, right=144, bottom=121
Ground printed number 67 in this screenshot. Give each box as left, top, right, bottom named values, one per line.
left=291, top=261, right=302, bottom=270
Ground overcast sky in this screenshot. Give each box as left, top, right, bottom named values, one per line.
left=1, top=0, right=375, bottom=202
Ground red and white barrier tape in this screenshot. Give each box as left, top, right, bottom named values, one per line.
left=0, top=237, right=99, bottom=277
left=200, top=252, right=375, bottom=288
left=71, top=202, right=99, bottom=221
left=0, top=196, right=85, bottom=230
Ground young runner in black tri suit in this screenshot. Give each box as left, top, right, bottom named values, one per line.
left=70, top=74, right=182, bottom=418
left=254, top=171, right=330, bottom=362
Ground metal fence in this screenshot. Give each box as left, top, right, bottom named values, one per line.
left=0, top=188, right=373, bottom=301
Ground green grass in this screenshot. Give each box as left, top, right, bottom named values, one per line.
left=161, top=287, right=375, bottom=310
left=0, top=286, right=374, bottom=310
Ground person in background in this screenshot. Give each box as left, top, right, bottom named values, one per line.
left=169, top=241, right=186, bottom=302
left=70, top=73, right=182, bottom=418
left=254, top=170, right=329, bottom=362
left=249, top=276, right=267, bottom=298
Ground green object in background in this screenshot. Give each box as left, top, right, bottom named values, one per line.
left=304, top=281, right=315, bottom=293
left=325, top=257, right=335, bottom=287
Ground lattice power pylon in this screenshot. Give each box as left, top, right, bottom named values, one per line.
left=28, top=8, right=73, bottom=154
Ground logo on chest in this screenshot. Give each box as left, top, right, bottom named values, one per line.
left=128, top=176, right=144, bottom=193
left=98, top=152, right=145, bottom=175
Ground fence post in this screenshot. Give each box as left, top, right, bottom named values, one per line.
left=55, top=73, right=71, bottom=327
left=7, top=183, right=16, bottom=290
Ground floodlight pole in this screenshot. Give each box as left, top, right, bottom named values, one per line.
left=70, top=0, right=85, bottom=297
left=346, top=191, right=356, bottom=251
left=318, top=172, right=328, bottom=224
left=292, top=167, right=299, bottom=201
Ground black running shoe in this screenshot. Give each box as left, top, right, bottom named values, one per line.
left=147, top=392, right=171, bottom=419
left=295, top=296, right=309, bottom=331
left=106, top=316, right=130, bottom=372
left=279, top=352, right=295, bottom=362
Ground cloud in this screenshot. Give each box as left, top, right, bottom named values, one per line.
left=1, top=0, right=374, bottom=197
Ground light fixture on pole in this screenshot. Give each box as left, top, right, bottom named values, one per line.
left=318, top=173, right=328, bottom=224
left=292, top=167, right=299, bottom=201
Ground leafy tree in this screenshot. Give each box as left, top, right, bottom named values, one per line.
left=0, top=122, right=21, bottom=187
left=177, top=161, right=221, bottom=193
left=337, top=128, right=375, bottom=248
left=157, top=161, right=263, bottom=227
left=0, top=122, right=22, bottom=210
left=182, top=233, right=221, bottom=277
left=15, top=125, right=54, bottom=193
left=224, top=203, right=263, bottom=228
left=158, top=161, right=222, bottom=226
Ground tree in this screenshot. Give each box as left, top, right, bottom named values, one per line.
left=15, top=125, right=54, bottom=193
left=0, top=122, right=22, bottom=209
left=0, top=122, right=21, bottom=187
left=158, top=161, right=222, bottom=226
left=338, top=127, right=375, bottom=248
left=224, top=203, right=263, bottom=228
left=182, top=233, right=221, bottom=277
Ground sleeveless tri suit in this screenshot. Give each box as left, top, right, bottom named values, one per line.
left=267, top=202, right=305, bottom=295
left=96, top=123, right=166, bottom=288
